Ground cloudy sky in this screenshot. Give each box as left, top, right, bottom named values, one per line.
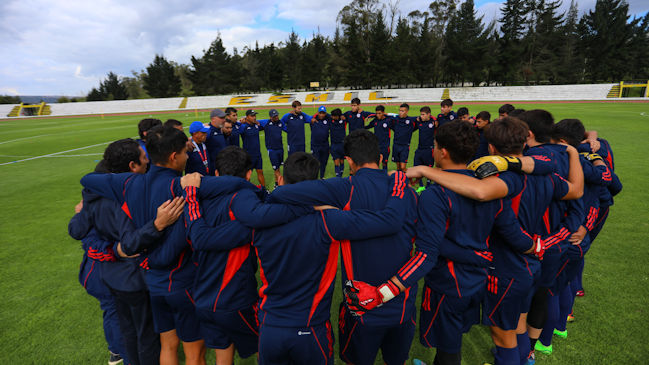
left=1, top=0, right=647, bottom=96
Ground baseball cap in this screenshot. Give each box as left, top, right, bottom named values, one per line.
left=269, top=109, right=279, bottom=117
left=246, top=109, right=258, bottom=116
left=318, top=106, right=327, bottom=113
left=210, top=109, right=226, bottom=118
left=189, top=121, right=210, bottom=134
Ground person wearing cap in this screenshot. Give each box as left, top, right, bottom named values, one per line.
left=238, top=109, right=266, bottom=187
left=259, top=109, right=286, bottom=188
left=186, top=121, right=213, bottom=176
left=206, top=109, right=227, bottom=173
left=280, top=100, right=313, bottom=155
left=329, top=108, right=347, bottom=177
left=310, top=106, right=331, bottom=179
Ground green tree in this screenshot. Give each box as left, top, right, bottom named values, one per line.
left=86, top=88, right=104, bottom=101
left=497, top=0, right=528, bottom=84
left=189, top=36, right=241, bottom=95
left=99, top=72, right=129, bottom=100
left=579, top=0, right=639, bottom=81
left=0, top=95, right=21, bottom=104
left=143, top=55, right=181, bottom=98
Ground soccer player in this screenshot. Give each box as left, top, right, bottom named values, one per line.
left=412, top=106, right=436, bottom=190
left=238, top=109, right=266, bottom=187
left=343, top=97, right=374, bottom=132
left=473, top=111, right=491, bottom=159
left=456, top=107, right=474, bottom=123
left=364, top=105, right=394, bottom=171
left=436, top=99, right=457, bottom=128
left=186, top=121, right=213, bottom=176
left=499, top=104, right=515, bottom=118
left=136, top=118, right=162, bottom=167
left=535, top=119, right=612, bottom=354
left=344, top=120, right=540, bottom=365
left=280, top=100, right=312, bottom=155
left=254, top=153, right=412, bottom=365
left=329, top=108, right=347, bottom=177
left=222, top=120, right=239, bottom=147
left=259, top=109, right=285, bottom=187
left=164, top=119, right=183, bottom=131
left=267, top=130, right=419, bottom=365
left=224, top=107, right=240, bottom=146
left=182, top=146, right=315, bottom=365
left=310, top=106, right=331, bottom=179
left=206, top=108, right=228, bottom=170
left=69, top=138, right=186, bottom=365
left=404, top=118, right=583, bottom=365
left=80, top=126, right=206, bottom=365
left=392, top=103, right=418, bottom=172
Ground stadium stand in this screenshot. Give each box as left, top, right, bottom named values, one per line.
left=2, top=83, right=641, bottom=118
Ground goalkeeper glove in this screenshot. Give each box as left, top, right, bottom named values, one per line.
left=579, top=152, right=603, bottom=162
left=532, top=235, right=545, bottom=261
left=468, top=155, right=522, bottom=179
left=344, top=279, right=400, bottom=316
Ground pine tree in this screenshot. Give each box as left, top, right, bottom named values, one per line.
left=497, top=0, right=528, bottom=84
left=143, top=55, right=181, bottom=98
left=99, top=72, right=128, bottom=100
left=189, top=36, right=239, bottom=95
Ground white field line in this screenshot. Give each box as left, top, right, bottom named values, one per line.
left=0, top=134, right=53, bottom=145
left=0, top=142, right=111, bottom=166
left=0, top=153, right=102, bottom=158
left=0, top=116, right=137, bottom=136
left=0, top=124, right=134, bottom=145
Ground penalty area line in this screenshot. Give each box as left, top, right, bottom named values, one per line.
left=0, top=142, right=111, bottom=166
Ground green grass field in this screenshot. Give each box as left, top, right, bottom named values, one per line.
left=1, top=102, right=648, bottom=364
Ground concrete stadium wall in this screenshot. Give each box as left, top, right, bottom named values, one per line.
left=0, top=83, right=632, bottom=118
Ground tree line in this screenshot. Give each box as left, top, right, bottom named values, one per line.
left=78, top=0, right=649, bottom=102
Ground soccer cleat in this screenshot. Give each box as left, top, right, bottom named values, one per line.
left=108, top=352, right=123, bottom=365
left=554, top=329, right=568, bottom=339
left=527, top=350, right=536, bottom=365
left=576, top=290, right=585, bottom=297
left=416, top=186, right=426, bottom=193
left=567, top=313, right=575, bottom=322
left=534, top=341, right=553, bottom=355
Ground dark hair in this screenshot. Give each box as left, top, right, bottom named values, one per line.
left=344, top=129, right=380, bottom=166
left=351, top=97, right=361, bottom=105
left=552, top=119, right=586, bottom=148
left=441, top=99, right=453, bottom=108
left=498, top=104, right=515, bottom=115
left=283, top=152, right=320, bottom=184
left=420, top=106, right=431, bottom=114
left=476, top=111, right=491, bottom=121
left=145, top=126, right=188, bottom=165
left=457, top=107, right=469, bottom=117
left=223, top=119, right=234, bottom=126
left=375, top=105, right=385, bottom=112
left=138, top=118, right=162, bottom=139
left=215, top=146, right=252, bottom=178
left=518, top=109, right=554, bottom=143
left=291, top=100, right=302, bottom=108
left=164, top=119, right=182, bottom=128
left=331, top=108, right=342, bottom=117
left=435, top=121, right=479, bottom=164
left=225, top=107, right=237, bottom=115
left=509, top=108, right=526, bottom=117
left=94, top=159, right=110, bottom=173
left=102, top=138, right=142, bottom=173
left=484, top=117, right=528, bottom=155
left=399, top=103, right=409, bottom=110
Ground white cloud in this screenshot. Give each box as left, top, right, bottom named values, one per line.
left=0, top=87, right=20, bottom=95
left=0, top=0, right=646, bottom=95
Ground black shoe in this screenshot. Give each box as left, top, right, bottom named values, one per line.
left=108, top=352, right=123, bottom=365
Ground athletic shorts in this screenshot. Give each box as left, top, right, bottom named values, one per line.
left=250, top=154, right=263, bottom=170
left=392, top=144, right=410, bottom=163
left=330, top=143, right=344, bottom=160
left=196, top=305, right=258, bottom=358
left=311, top=145, right=330, bottom=162
left=379, top=145, right=390, bottom=165
left=259, top=321, right=334, bottom=365
left=338, top=303, right=415, bottom=365
left=482, top=273, right=534, bottom=330
left=414, top=147, right=434, bottom=167
left=538, top=245, right=564, bottom=289
left=150, top=291, right=202, bottom=342
left=288, top=144, right=305, bottom=155
left=556, top=235, right=592, bottom=291
left=419, top=285, right=483, bottom=353
left=267, top=149, right=284, bottom=171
